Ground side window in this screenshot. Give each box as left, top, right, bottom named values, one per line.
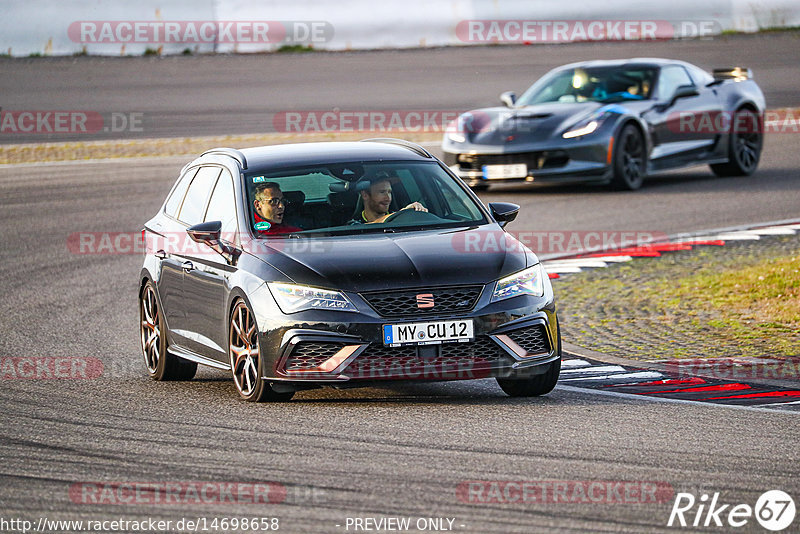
left=164, top=167, right=198, bottom=217
left=656, top=66, right=694, bottom=101
left=177, top=166, right=222, bottom=225
left=204, top=169, right=238, bottom=242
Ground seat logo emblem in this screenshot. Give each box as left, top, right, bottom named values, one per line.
left=416, top=293, right=435, bottom=309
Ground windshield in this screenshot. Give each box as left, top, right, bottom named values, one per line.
left=517, top=66, right=657, bottom=105
left=245, top=161, right=487, bottom=237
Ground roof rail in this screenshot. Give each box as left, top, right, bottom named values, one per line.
left=360, top=138, right=433, bottom=158
left=200, top=147, right=248, bottom=169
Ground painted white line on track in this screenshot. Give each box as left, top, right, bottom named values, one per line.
left=585, top=256, right=633, bottom=263
left=559, top=371, right=664, bottom=382
left=756, top=399, right=800, bottom=407
left=556, top=385, right=800, bottom=414
left=544, top=260, right=609, bottom=268
left=749, top=227, right=797, bottom=235
left=560, top=365, right=627, bottom=375
left=707, top=233, right=761, bottom=240
left=561, top=359, right=591, bottom=369
left=544, top=266, right=583, bottom=274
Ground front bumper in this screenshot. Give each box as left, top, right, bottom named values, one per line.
left=442, top=138, right=612, bottom=186
left=257, top=291, right=559, bottom=386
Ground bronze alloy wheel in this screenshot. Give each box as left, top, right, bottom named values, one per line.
left=140, top=281, right=197, bottom=381
left=229, top=299, right=293, bottom=402
left=140, top=283, right=162, bottom=375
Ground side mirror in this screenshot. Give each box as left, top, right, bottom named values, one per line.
left=187, top=221, right=240, bottom=265
left=488, top=202, right=520, bottom=228
left=500, top=91, right=516, bottom=108
left=670, top=85, right=699, bottom=106
left=187, top=220, right=222, bottom=244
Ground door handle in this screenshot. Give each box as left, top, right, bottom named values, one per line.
left=155, top=249, right=167, bottom=259
left=182, top=261, right=194, bottom=272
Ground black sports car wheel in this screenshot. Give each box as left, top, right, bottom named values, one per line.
left=229, top=299, right=294, bottom=402
left=610, top=124, right=646, bottom=190
left=140, top=281, right=197, bottom=381
left=710, top=108, right=762, bottom=177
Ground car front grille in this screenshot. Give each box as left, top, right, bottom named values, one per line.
left=505, top=325, right=550, bottom=355
left=345, top=335, right=514, bottom=379
left=457, top=151, right=569, bottom=172
left=360, top=285, right=483, bottom=318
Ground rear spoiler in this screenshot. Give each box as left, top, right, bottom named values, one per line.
left=712, top=67, right=752, bottom=81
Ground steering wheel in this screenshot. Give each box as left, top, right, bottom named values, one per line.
left=383, top=208, right=442, bottom=224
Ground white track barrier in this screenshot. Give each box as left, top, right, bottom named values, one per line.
left=2, top=0, right=799, bottom=56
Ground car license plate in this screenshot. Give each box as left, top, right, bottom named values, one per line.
left=482, top=163, right=527, bottom=180
left=383, top=320, right=474, bottom=346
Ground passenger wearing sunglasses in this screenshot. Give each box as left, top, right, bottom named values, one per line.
left=253, top=182, right=302, bottom=235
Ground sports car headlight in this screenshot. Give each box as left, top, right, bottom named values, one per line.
left=268, top=283, right=358, bottom=313
left=446, top=131, right=466, bottom=143
left=491, top=264, right=545, bottom=302
left=562, top=120, right=599, bottom=138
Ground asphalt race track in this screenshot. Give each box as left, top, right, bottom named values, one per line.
left=1, top=35, right=799, bottom=533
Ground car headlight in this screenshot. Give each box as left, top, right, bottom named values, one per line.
left=268, top=282, right=358, bottom=313
left=491, top=264, right=545, bottom=302
left=562, top=119, right=599, bottom=138
left=446, top=131, right=466, bottom=143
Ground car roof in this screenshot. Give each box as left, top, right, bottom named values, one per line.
left=193, top=140, right=434, bottom=172
left=556, top=58, right=689, bottom=70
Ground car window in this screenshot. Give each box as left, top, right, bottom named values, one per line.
left=204, top=169, right=238, bottom=242
left=244, top=161, right=486, bottom=236
left=518, top=66, right=656, bottom=105
left=177, top=166, right=222, bottom=226
left=164, top=167, right=198, bottom=218
left=656, top=66, right=694, bottom=101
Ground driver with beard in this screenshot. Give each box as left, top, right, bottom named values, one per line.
left=349, top=170, right=427, bottom=224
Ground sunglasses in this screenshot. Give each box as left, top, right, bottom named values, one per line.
left=258, top=197, right=290, bottom=206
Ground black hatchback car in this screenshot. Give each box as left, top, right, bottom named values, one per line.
left=139, top=139, right=560, bottom=401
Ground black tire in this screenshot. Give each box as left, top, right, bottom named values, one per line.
left=609, top=124, right=646, bottom=190
left=496, top=322, right=562, bottom=397
left=710, top=108, right=762, bottom=177
left=470, top=183, right=490, bottom=192
left=229, top=299, right=294, bottom=402
left=139, top=281, right=197, bottom=381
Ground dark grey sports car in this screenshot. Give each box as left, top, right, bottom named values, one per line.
left=442, top=58, right=765, bottom=190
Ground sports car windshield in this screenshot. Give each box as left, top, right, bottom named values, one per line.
left=517, top=66, right=657, bottom=105
left=245, top=161, right=487, bottom=236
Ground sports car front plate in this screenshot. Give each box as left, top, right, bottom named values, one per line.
left=383, top=319, right=474, bottom=346
left=482, top=163, right=527, bottom=179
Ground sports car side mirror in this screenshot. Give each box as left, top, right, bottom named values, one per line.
left=187, top=221, right=240, bottom=265
left=669, top=85, right=699, bottom=106
left=500, top=91, right=517, bottom=108
left=488, top=202, right=520, bottom=228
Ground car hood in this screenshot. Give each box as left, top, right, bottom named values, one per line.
left=450, top=102, right=636, bottom=146
left=246, top=225, right=532, bottom=292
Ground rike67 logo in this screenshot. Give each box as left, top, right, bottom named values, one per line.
left=668, top=490, right=795, bottom=531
